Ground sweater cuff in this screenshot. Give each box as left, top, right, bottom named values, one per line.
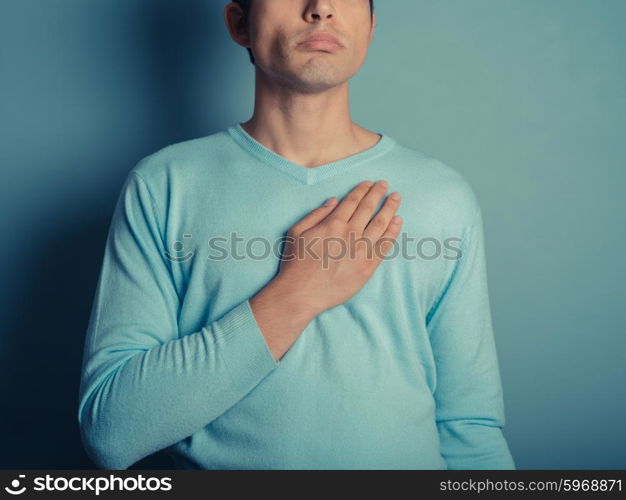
left=212, top=299, right=279, bottom=393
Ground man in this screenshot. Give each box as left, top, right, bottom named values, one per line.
left=78, top=0, right=516, bottom=469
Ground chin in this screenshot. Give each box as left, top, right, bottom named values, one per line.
left=294, top=73, right=346, bottom=93
left=269, top=57, right=349, bottom=93
left=298, top=60, right=345, bottom=84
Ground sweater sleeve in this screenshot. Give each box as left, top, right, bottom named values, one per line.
left=77, top=170, right=279, bottom=470
left=426, top=208, right=516, bottom=470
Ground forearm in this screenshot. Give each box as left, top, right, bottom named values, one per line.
left=78, top=299, right=278, bottom=470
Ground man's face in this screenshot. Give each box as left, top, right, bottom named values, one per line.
left=247, top=0, right=375, bottom=93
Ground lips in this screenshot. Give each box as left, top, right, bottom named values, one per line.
left=297, top=32, right=344, bottom=51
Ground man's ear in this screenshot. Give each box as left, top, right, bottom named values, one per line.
left=368, top=13, right=376, bottom=45
left=224, top=2, right=251, bottom=49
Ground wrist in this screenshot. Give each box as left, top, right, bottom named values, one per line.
left=252, top=276, right=322, bottom=325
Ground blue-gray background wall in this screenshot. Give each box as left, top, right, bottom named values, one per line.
left=1, top=0, right=624, bottom=469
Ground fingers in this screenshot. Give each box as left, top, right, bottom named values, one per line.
left=289, top=180, right=402, bottom=243
left=373, top=215, right=403, bottom=262
left=327, top=180, right=374, bottom=222
left=289, top=197, right=339, bottom=235
left=363, top=191, right=402, bottom=240
left=348, top=180, right=389, bottom=229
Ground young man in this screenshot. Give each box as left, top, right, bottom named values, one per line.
left=78, top=0, right=516, bottom=469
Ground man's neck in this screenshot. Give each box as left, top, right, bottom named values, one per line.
left=241, top=75, right=381, bottom=168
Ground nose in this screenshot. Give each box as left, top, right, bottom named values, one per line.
left=304, top=0, right=335, bottom=22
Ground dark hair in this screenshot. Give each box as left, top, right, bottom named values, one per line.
left=233, top=0, right=374, bottom=65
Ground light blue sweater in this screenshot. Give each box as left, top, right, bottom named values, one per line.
left=78, top=123, right=516, bottom=470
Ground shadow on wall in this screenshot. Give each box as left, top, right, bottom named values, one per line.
left=0, top=0, right=232, bottom=469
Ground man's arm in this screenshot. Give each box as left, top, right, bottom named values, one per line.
left=427, top=207, right=516, bottom=469
left=78, top=172, right=401, bottom=470
left=78, top=170, right=282, bottom=469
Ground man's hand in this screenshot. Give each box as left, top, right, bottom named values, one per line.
left=276, top=179, right=402, bottom=314
left=250, top=180, right=402, bottom=360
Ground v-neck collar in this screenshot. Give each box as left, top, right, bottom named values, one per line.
left=226, top=123, right=396, bottom=185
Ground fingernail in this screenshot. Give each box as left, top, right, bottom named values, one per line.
left=364, top=180, right=374, bottom=187
left=378, top=180, right=388, bottom=189
left=323, top=197, right=337, bottom=206
left=390, top=192, right=401, bottom=201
